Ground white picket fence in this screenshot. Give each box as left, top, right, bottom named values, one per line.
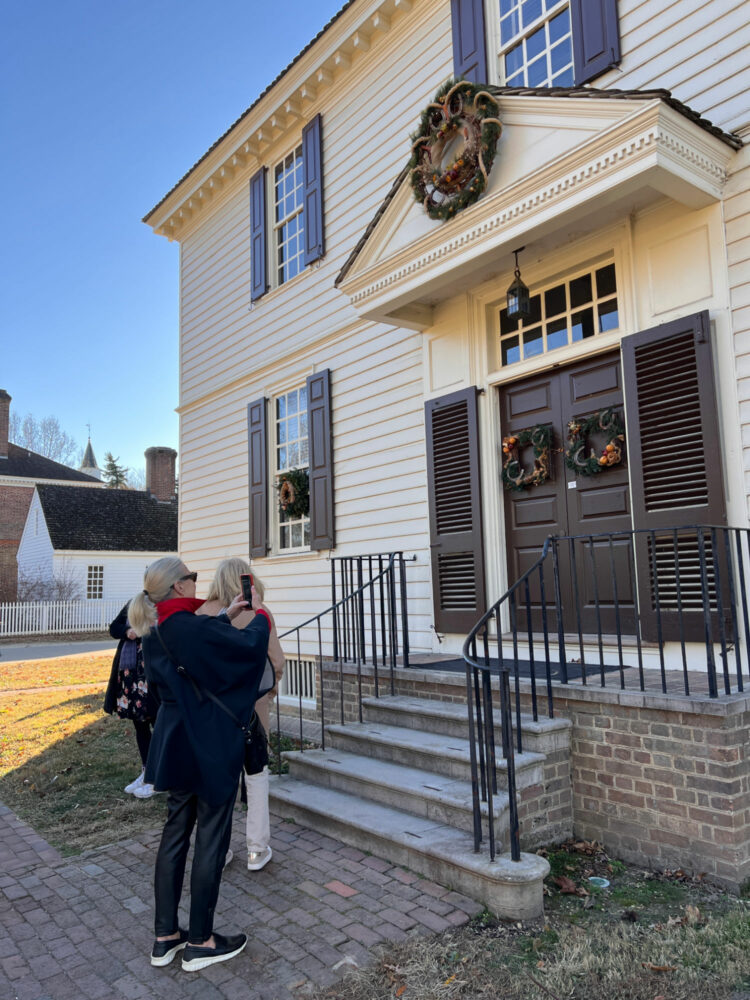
left=0, top=600, right=122, bottom=638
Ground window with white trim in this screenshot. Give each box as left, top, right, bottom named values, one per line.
left=499, top=261, right=619, bottom=366
left=273, top=145, right=305, bottom=286
left=86, top=565, right=104, bottom=600
left=275, top=386, right=310, bottom=551
left=498, top=0, right=574, bottom=87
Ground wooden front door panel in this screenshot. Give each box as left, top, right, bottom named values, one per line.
left=500, top=351, right=635, bottom=636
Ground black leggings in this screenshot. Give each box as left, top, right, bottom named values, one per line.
left=132, top=719, right=153, bottom=768
left=153, top=789, right=236, bottom=942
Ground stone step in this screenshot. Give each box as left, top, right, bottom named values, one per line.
left=269, top=776, right=549, bottom=919
left=362, top=695, right=571, bottom=754
left=324, top=721, right=545, bottom=788
left=283, top=747, right=509, bottom=834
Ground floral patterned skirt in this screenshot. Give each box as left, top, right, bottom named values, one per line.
left=116, top=640, right=153, bottom=722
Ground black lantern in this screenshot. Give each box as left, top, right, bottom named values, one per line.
left=506, top=246, right=531, bottom=321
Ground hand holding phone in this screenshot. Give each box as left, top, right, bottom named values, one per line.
left=240, top=573, right=253, bottom=604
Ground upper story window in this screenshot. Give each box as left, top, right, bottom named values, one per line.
left=499, top=261, right=619, bottom=366
left=275, top=386, right=310, bottom=551
left=499, top=0, right=573, bottom=87
left=250, top=115, right=325, bottom=303
left=87, top=565, right=104, bottom=600
left=274, top=145, right=305, bottom=286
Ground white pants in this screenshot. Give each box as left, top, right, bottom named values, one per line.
left=243, top=766, right=270, bottom=853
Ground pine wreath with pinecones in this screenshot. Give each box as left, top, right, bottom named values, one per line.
left=565, top=409, right=625, bottom=476
left=502, top=424, right=552, bottom=492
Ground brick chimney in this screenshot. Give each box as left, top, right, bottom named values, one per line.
left=0, top=390, right=10, bottom=461
left=145, top=446, right=177, bottom=501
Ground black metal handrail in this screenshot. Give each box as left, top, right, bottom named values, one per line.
left=272, top=552, right=412, bottom=771
left=462, top=524, right=750, bottom=864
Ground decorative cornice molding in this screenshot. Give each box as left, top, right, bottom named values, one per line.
left=343, top=101, right=734, bottom=316
left=149, top=0, right=421, bottom=241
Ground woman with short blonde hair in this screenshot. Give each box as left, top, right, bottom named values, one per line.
left=198, top=557, right=284, bottom=873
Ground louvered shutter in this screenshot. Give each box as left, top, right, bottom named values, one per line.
left=247, top=397, right=268, bottom=558
left=250, top=168, right=268, bottom=301
left=570, top=0, right=621, bottom=85
left=425, top=387, right=486, bottom=633
left=450, top=0, right=488, bottom=83
left=622, top=310, right=727, bottom=641
left=307, top=369, right=334, bottom=551
left=302, top=115, right=325, bottom=266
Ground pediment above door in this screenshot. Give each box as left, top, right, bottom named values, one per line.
left=336, top=90, right=738, bottom=331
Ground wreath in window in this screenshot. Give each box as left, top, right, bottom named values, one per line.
left=502, top=424, right=552, bottom=492
left=409, top=78, right=502, bottom=222
left=277, top=468, right=309, bottom=519
left=565, top=409, right=625, bottom=476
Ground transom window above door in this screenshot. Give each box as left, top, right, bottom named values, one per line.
left=498, top=0, right=574, bottom=87
left=499, top=261, right=619, bottom=366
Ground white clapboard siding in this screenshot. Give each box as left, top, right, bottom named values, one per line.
left=598, top=0, right=749, bottom=132
left=726, top=151, right=750, bottom=514
left=0, top=600, right=122, bottom=637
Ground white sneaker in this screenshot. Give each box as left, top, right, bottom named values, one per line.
left=247, top=846, right=272, bottom=871
left=224, top=849, right=233, bottom=868
left=133, top=782, right=155, bottom=799
left=124, top=771, right=145, bottom=794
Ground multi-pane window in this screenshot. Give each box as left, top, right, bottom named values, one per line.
left=499, top=262, right=619, bottom=366
left=274, top=146, right=305, bottom=285
left=499, top=0, right=574, bottom=88
left=86, top=565, right=104, bottom=600
left=276, top=387, right=310, bottom=551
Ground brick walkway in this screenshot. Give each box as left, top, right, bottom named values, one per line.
left=0, top=800, right=482, bottom=1000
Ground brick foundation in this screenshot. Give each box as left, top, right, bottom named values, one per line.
left=313, top=661, right=750, bottom=891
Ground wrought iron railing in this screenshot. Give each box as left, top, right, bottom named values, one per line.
left=272, top=552, right=413, bottom=770
left=463, top=524, right=750, bottom=863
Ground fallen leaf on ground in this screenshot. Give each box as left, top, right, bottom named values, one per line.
left=396, top=985, right=407, bottom=997
left=642, top=962, right=677, bottom=973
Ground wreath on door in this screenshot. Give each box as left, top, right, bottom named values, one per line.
left=565, top=409, right=625, bottom=476
left=502, top=424, right=552, bottom=492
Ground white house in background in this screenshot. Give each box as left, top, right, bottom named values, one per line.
left=16, top=448, right=178, bottom=605
left=142, top=0, right=749, bottom=662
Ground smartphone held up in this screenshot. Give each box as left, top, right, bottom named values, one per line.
left=240, top=573, right=254, bottom=605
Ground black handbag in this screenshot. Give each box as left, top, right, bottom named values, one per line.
left=154, top=626, right=270, bottom=774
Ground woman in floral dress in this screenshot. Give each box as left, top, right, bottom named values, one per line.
left=103, top=604, right=160, bottom=798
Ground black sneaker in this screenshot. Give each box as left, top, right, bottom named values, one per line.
left=150, top=929, right=188, bottom=967
left=181, top=932, right=247, bottom=972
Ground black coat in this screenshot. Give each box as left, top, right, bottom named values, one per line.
left=103, top=605, right=159, bottom=719
left=142, top=610, right=270, bottom=806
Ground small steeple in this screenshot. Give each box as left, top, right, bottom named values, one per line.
left=79, top=428, right=102, bottom=481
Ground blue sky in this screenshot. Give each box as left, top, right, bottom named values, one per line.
left=1, top=0, right=344, bottom=476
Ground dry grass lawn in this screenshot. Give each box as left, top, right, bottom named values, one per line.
left=0, top=653, right=164, bottom=852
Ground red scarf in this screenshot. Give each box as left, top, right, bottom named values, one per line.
left=156, top=597, right=205, bottom=624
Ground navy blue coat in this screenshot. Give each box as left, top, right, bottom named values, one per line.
left=142, top=610, right=270, bottom=806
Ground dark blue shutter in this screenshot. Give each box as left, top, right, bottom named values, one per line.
left=306, top=369, right=334, bottom=550
left=450, top=0, right=488, bottom=83
left=247, top=397, right=268, bottom=558
left=302, top=115, right=325, bottom=265
left=570, top=0, right=621, bottom=85
left=250, top=167, right=268, bottom=301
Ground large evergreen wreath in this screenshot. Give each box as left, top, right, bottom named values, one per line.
left=502, top=424, right=552, bottom=492
left=565, top=409, right=625, bottom=476
left=277, top=468, right=309, bottom=519
left=409, top=78, right=502, bottom=221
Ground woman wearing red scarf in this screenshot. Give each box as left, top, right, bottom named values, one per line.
left=128, top=556, right=271, bottom=973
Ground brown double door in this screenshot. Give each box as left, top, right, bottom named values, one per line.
left=499, top=351, right=635, bottom=636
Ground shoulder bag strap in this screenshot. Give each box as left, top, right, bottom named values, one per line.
left=153, top=624, right=252, bottom=735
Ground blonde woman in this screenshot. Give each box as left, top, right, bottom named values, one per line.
left=129, top=556, right=271, bottom=973
left=198, top=558, right=284, bottom=872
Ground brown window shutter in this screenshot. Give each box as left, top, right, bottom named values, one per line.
left=425, top=387, right=486, bottom=633
left=621, top=310, right=727, bottom=641
left=306, top=369, right=334, bottom=551
left=247, top=397, right=268, bottom=559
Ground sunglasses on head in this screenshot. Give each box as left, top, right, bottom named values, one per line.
left=178, top=572, right=198, bottom=583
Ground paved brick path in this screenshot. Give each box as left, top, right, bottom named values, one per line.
left=0, top=801, right=482, bottom=1000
